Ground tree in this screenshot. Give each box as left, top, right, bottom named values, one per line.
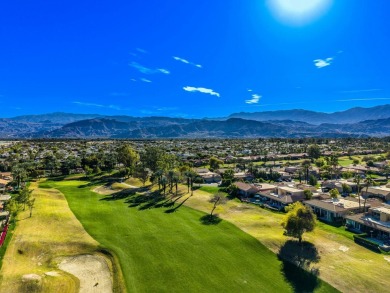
left=221, top=169, right=234, bottom=187
left=11, top=165, right=28, bottom=189
left=27, top=198, right=36, bottom=217
left=135, top=165, right=149, bottom=186
left=117, top=145, right=139, bottom=176
left=354, top=174, right=362, bottom=211
left=209, top=157, right=223, bottom=171
left=281, top=202, right=316, bottom=243
left=209, top=193, right=227, bottom=217
left=303, top=189, right=313, bottom=200
left=308, top=174, right=317, bottom=187
left=342, top=183, right=352, bottom=195
left=16, top=186, right=33, bottom=211
left=363, top=175, right=374, bottom=212
left=329, top=188, right=340, bottom=199
left=307, top=144, right=321, bottom=161
left=5, top=198, right=20, bottom=224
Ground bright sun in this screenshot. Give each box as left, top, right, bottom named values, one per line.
left=267, top=0, right=333, bottom=26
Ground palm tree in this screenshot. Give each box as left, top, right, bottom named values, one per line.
left=354, top=173, right=362, bottom=211
left=301, top=160, right=311, bottom=183
left=160, top=176, right=167, bottom=197
left=363, top=175, right=374, bottom=212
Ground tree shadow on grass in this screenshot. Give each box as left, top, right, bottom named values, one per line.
left=199, top=214, right=222, bottom=225
left=278, top=240, right=321, bottom=293
left=164, top=195, right=191, bottom=213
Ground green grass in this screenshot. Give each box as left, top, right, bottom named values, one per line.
left=316, top=221, right=355, bottom=241
left=197, top=185, right=221, bottom=194
left=43, top=179, right=337, bottom=293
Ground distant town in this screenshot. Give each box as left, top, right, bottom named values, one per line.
left=1, top=138, right=390, bottom=291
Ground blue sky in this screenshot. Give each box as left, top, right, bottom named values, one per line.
left=1, top=0, right=390, bottom=118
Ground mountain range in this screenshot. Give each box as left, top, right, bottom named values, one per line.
left=2, top=105, right=390, bottom=138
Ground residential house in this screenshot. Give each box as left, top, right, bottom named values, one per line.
left=257, top=185, right=304, bottom=210
left=235, top=182, right=260, bottom=197
left=362, top=186, right=390, bottom=201
left=346, top=205, right=390, bottom=240
left=305, top=197, right=368, bottom=224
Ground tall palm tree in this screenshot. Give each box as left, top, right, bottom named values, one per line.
left=363, top=175, right=374, bottom=212
left=354, top=173, right=362, bottom=211
left=301, top=160, right=311, bottom=184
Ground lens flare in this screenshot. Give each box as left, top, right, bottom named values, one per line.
left=267, top=0, right=333, bottom=26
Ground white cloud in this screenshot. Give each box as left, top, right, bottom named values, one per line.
left=72, top=101, right=126, bottom=110
left=245, top=94, right=261, bottom=104
left=340, top=89, right=382, bottom=93
left=173, top=56, right=202, bottom=68
left=183, top=86, right=220, bottom=97
left=173, top=56, right=189, bottom=64
left=313, top=57, right=333, bottom=68
left=140, top=78, right=152, bottom=83
left=73, top=101, right=105, bottom=108
left=247, top=89, right=253, bottom=92
left=158, top=68, right=170, bottom=74
left=130, top=78, right=137, bottom=82
left=129, top=62, right=170, bottom=75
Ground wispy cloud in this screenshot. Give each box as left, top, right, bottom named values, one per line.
left=247, top=89, right=253, bottom=92
left=158, top=68, right=170, bottom=74
left=73, top=101, right=105, bottom=108
left=129, top=62, right=170, bottom=75
left=173, top=56, right=202, bottom=68
left=183, top=86, right=220, bottom=97
left=335, top=97, right=390, bottom=102
left=136, top=48, right=148, bottom=54
left=131, top=78, right=137, bottom=82
left=340, top=89, right=382, bottom=93
left=245, top=94, right=261, bottom=104
left=73, top=101, right=126, bottom=110
left=313, top=57, right=333, bottom=68
left=140, top=78, right=152, bottom=83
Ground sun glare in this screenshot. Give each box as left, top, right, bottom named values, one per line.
left=267, top=0, right=333, bottom=26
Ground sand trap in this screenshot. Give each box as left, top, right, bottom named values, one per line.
left=58, top=254, right=112, bottom=293
left=45, top=271, right=61, bottom=277
left=22, top=274, right=42, bottom=282
left=384, top=257, right=390, bottom=263
left=339, top=245, right=349, bottom=252
left=93, top=186, right=115, bottom=195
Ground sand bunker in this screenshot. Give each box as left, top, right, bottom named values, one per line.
left=58, top=254, right=112, bottom=293
left=339, top=246, right=349, bottom=252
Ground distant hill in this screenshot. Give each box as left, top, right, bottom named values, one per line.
left=2, top=104, right=390, bottom=138
left=228, top=105, right=390, bottom=125
left=10, top=112, right=103, bottom=124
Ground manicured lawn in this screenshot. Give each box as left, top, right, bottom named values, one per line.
left=185, top=188, right=390, bottom=293
left=44, top=179, right=336, bottom=293
left=0, top=182, right=103, bottom=292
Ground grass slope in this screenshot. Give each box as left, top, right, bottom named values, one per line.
left=0, top=182, right=100, bottom=292
left=44, top=179, right=335, bottom=293
left=185, top=188, right=390, bottom=292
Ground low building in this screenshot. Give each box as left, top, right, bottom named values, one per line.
left=256, top=185, right=304, bottom=210
left=235, top=182, right=260, bottom=197
left=362, top=186, right=390, bottom=201
left=346, top=205, right=390, bottom=239
left=305, top=198, right=367, bottom=224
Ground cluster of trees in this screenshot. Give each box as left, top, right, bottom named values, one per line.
left=6, top=186, right=35, bottom=223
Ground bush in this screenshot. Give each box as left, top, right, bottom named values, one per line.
left=353, top=234, right=380, bottom=252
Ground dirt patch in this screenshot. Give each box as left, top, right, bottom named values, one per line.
left=339, top=246, right=349, bottom=252
left=58, top=254, right=113, bottom=293
left=93, top=185, right=115, bottom=195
